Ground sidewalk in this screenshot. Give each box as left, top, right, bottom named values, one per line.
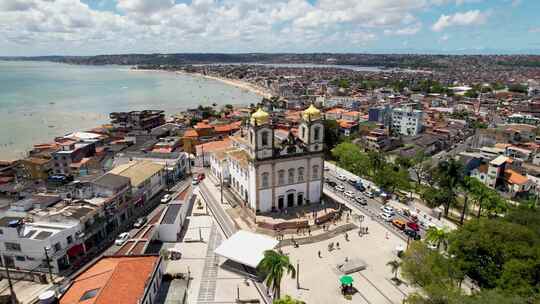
left=162, top=187, right=262, bottom=304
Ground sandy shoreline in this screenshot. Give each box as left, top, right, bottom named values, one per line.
left=131, top=67, right=272, bottom=98
left=188, top=72, right=273, bottom=98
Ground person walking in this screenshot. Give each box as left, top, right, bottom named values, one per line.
left=318, top=250, right=322, bottom=258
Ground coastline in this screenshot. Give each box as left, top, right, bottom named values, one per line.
left=130, top=68, right=272, bottom=98
left=187, top=72, right=273, bottom=98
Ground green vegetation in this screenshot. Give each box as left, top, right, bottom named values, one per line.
left=331, top=142, right=410, bottom=194
left=257, top=250, right=296, bottom=299
left=323, top=119, right=341, bottom=159
left=401, top=206, right=540, bottom=304
left=508, top=83, right=528, bottom=94
left=273, top=295, right=305, bottom=304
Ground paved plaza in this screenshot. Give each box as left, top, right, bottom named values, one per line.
left=279, top=213, right=417, bottom=304
left=162, top=191, right=262, bottom=304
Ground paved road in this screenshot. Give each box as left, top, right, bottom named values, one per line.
left=323, top=162, right=426, bottom=240
left=198, top=180, right=272, bottom=304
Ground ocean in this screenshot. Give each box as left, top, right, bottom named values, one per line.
left=0, top=61, right=260, bottom=160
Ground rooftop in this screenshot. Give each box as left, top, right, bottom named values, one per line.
left=109, top=161, right=164, bottom=188
left=59, top=255, right=160, bottom=304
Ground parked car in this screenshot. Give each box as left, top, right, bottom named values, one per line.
left=335, top=185, right=345, bottom=192
left=133, top=216, right=147, bottom=228
left=380, top=212, right=393, bottom=222
left=161, top=194, right=172, bottom=204
left=404, top=228, right=421, bottom=240
left=115, top=232, right=130, bottom=246
left=381, top=205, right=395, bottom=215
left=326, top=180, right=337, bottom=187
left=197, top=173, right=205, bottom=181
left=354, top=183, right=365, bottom=192
left=365, top=191, right=374, bottom=198
left=344, top=191, right=355, bottom=198
left=392, top=219, right=407, bottom=230
left=192, top=177, right=200, bottom=185
left=337, top=174, right=347, bottom=181
left=347, top=177, right=358, bottom=185
left=355, top=196, right=367, bottom=205
left=407, top=221, right=420, bottom=232
left=324, top=166, right=330, bottom=171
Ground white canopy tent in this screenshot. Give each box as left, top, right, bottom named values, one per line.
left=214, top=230, right=278, bottom=268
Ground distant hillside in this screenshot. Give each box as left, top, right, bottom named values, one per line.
left=2, top=53, right=540, bottom=70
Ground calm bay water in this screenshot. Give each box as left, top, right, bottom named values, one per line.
left=0, top=61, right=260, bottom=160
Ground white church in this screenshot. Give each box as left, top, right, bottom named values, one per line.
left=208, top=105, right=325, bottom=213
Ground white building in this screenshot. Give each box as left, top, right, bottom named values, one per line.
left=391, top=107, right=423, bottom=136
left=209, top=105, right=325, bottom=213
left=109, top=160, right=165, bottom=203
left=0, top=216, right=82, bottom=273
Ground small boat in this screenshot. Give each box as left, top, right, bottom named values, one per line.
left=48, top=125, right=55, bottom=128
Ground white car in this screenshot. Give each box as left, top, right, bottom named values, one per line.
left=379, top=212, right=393, bottom=222
left=160, top=194, right=172, bottom=204
left=192, top=177, right=199, bottom=185
left=337, top=174, right=347, bottom=181
left=381, top=205, right=395, bottom=215
left=115, top=232, right=130, bottom=246
left=365, top=191, right=375, bottom=198
left=335, top=185, right=345, bottom=192
left=344, top=191, right=355, bottom=198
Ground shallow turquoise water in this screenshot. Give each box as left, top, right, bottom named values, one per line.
left=0, top=61, right=260, bottom=160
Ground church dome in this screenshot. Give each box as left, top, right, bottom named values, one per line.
left=250, top=108, right=270, bottom=125
left=303, top=104, right=321, bottom=121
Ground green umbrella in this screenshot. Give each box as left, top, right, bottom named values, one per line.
left=340, top=275, right=354, bottom=285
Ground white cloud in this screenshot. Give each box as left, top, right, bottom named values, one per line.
left=117, top=0, right=174, bottom=14
left=432, top=10, right=489, bottom=32
left=384, top=22, right=422, bottom=36
left=0, top=0, right=501, bottom=55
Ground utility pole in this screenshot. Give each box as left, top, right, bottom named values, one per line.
left=220, top=174, right=224, bottom=204
left=43, top=247, right=54, bottom=285
left=296, top=259, right=300, bottom=289
left=4, top=263, right=18, bottom=304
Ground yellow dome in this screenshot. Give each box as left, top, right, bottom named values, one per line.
left=250, top=108, right=269, bottom=125
left=303, top=104, right=321, bottom=121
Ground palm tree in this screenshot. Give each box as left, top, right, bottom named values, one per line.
left=425, top=227, right=450, bottom=251
left=386, top=259, right=402, bottom=281
left=257, top=250, right=296, bottom=299
left=459, top=176, right=473, bottom=225
left=434, top=159, right=464, bottom=217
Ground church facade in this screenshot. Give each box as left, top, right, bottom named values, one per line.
left=208, top=105, right=325, bottom=213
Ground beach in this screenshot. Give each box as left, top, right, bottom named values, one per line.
left=175, top=71, right=272, bottom=98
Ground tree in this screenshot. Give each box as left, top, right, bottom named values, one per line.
left=323, top=120, right=341, bottom=157
left=448, top=218, right=538, bottom=291
left=425, top=227, right=450, bottom=251
left=257, top=250, right=296, bottom=299
left=331, top=142, right=369, bottom=177
left=433, top=159, right=464, bottom=217
left=468, top=179, right=506, bottom=218
left=273, top=295, right=305, bottom=304
left=421, top=186, right=450, bottom=209
left=386, top=259, right=402, bottom=281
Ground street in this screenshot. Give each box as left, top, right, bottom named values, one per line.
left=323, top=162, right=429, bottom=241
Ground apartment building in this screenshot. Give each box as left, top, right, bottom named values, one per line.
left=391, top=107, right=423, bottom=136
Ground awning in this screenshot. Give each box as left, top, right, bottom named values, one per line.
left=67, top=244, right=85, bottom=257
left=214, top=230, right=278, bottom=269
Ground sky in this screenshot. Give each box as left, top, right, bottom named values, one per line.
left=0, top=0, right=539, bottom=56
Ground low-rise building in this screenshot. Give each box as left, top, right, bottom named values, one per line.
left=0, top=216, right=82, bottom=273
left=59, top=255, right=164, bottom=304
left=52, top=140, right=96, bottom=176
left=109, top=161, right=165, bottom=203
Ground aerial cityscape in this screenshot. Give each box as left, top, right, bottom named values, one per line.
left=1, top=0, right=540, bottom=304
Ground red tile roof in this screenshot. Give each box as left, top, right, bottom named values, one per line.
left=59, top=255, right=160, bottom=304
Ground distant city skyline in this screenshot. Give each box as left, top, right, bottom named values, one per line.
left=0, top=0, right=539, bottom=56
